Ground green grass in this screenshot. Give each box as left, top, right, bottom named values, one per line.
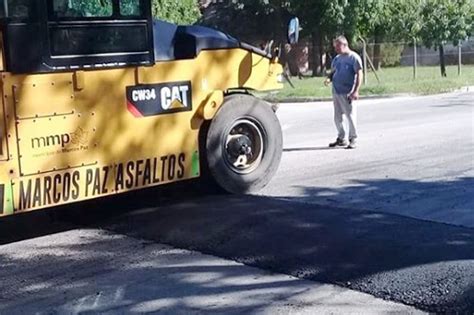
left=263, top=65, right=474, bottom=101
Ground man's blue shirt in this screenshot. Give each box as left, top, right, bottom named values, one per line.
left=331, top=51, right=363, bottom=95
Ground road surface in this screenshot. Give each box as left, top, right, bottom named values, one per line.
left=263, top=91, right=474, bottom=228
left=0, top=91, right=472, bottom=314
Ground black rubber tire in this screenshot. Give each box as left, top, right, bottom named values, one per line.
left=203, top=94, right=283, bottom=194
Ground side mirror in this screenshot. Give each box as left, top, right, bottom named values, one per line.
left=288, top=17, right=300, bottom=45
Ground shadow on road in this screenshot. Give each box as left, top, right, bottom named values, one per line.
left=0, top=177, right=473, bottom=312
left=284, top=146, right=341, bottom=152
left=431, top=94, right=474, bottom=108
left=286, top=177, right=474, bottom=228
left=0, top=231, right=320, bottom=314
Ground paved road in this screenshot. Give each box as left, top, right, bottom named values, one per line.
left=263, top=91, right=474, bottom=228
left=0, top=91, right=472, bottom=314
left=0, top=228, right=420, bottom=315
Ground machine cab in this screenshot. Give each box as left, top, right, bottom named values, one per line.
left=0, top=0, right=155, bottom=74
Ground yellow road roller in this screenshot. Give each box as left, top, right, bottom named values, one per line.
left=0, top=0, right=299, bottom=216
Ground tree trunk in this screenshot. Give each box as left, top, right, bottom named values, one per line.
left=439, top=44, right=447, bottom=77
left=373, top=32, right=382, bottom=70
left=310, top=31, right=323, bottom=77
left=318, top=34, right=325, bottom=76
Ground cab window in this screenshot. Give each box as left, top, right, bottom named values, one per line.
left=120, top=0, right=142, bottom=17
left=51, top=0, right=113, bottom=18
left=1, top=0, right=34, bottom=20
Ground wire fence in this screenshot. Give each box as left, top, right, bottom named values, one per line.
left=287, top=38, right=474, bottom=82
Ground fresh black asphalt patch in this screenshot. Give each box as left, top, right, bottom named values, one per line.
left=103, top=195, right=474, bottom=314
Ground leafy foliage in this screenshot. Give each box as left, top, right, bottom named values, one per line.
left=55, top=0, right=113, bottom=16
left=151, top=0, right=201, bottom=24
left=419, top=0, right=473, bottom=48
left=199, top=0, right=292, bottom=42
left=419, top=0, right=473, bottom=76
left=54, top=0, right=201, bottom=23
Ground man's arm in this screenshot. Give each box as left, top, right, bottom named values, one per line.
left=324, top=69, right=335, bottom=86
left=349, top=69, right=363, bottom=100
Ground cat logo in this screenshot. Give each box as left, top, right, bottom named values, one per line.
left=126, top=81, right=192, bottom=117
left=160, top=85, right=190, bottom=110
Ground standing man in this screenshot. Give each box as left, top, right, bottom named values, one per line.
left=325, top=36, right=363, bottom=149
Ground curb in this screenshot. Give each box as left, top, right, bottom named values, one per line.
left=455, top=85, right=474, bottom=92
left=264, top=85, right=474, bottom=104
left=264, top=94, right=413, bottom=103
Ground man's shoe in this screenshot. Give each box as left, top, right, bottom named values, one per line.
left=346, top=139, right=357, bottom=149
left=329, top=138, right=347, bottom=148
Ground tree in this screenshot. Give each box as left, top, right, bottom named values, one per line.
left=356, top=0, right=392, bottom=69
left=199, top=0, right=295, bottom=53
left=290, top=1, right=352, bottom=75
left=152, top=0, right=201, bottom=24
left=388, top=0, right=423, bottom=42
left=419, top=0, right=473, bottom=77
left=354, top=0, right=425, bottom=69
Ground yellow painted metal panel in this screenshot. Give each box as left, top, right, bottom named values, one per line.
left=0, top=77, right=9, bottom=161
left=0, top=32, right=4, bottom=72
left=12, top=149, right=197, bottom=211
left=16, top=115, right=98, bottom=176
left=0, top=47, right=283, bottom=216
left=13, top=78, right=76, bottom=119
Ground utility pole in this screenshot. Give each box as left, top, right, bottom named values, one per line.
left=458, top=42, right=462, bottom=76
left=359, top=37, right=368, bottom=85
left=413, top=38, right=417, bottom=80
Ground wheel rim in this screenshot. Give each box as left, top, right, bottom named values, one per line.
left=224, top=118, right=265, bottom=174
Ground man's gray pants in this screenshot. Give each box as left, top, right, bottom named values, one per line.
left=333, top=91, right=358, bottom=141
